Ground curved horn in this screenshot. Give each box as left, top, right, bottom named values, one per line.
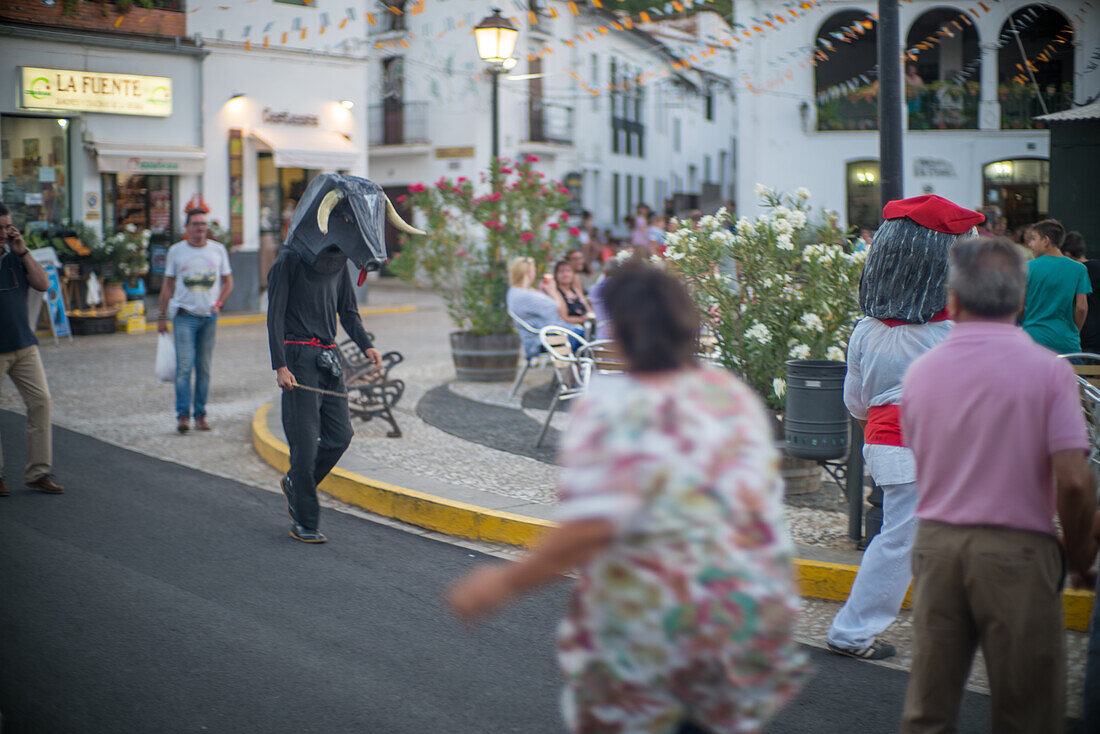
left=386, top=195, right=426, bottom=236
left=317, top=189, right=345, bottom=235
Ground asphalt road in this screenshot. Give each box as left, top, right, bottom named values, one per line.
left=1, top=409, right=1076, bottom=734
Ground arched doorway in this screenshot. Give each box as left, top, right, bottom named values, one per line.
left=982, top=158, right=1049, bottom=236
left=998, top=5, right=1074, bottom=129
left=847, top=160, right=882, bottom=229
left=814, top=11, right=878, bottom=131
left=904, top=7, right=980, bottom=129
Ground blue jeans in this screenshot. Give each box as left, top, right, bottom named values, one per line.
left=173, top=311, right=217, bottom=419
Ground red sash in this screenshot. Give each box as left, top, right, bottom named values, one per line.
left=284, top=338, right=337, bottom=348
left=866, top=404, right=905, bottom=447
left=879, top=308, right=950, bottom=328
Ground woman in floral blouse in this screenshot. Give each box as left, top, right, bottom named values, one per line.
left=448, top=264, right=807, bottom=733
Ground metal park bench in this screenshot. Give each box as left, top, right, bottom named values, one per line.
left=338, top=336, right=405, bottom=438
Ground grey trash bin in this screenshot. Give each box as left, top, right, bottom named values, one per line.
left=784, top=359, right=848, bottom=461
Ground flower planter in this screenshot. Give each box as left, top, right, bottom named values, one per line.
left=103, top=282, right=127, bottom=308
left=449, top=331, right=520, bottom=382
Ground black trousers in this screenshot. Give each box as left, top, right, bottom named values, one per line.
left=281, top=344, right=353, bottom=530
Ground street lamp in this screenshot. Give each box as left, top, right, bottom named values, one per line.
left=474, top=8, right=518, bottom=162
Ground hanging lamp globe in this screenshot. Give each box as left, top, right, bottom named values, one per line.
left=474, top=8, right=518, bottom=65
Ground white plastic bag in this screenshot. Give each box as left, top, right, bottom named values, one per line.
left=155, top=332, right=176, bottom=382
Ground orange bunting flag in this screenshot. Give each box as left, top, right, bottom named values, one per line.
left=776, top=15, right=786, bottom=23
left=528, top=10, right=538, bottom=24
left=640, top=11, right=651, bottom=21
left=568, top=1, right=579, bottom=13
left=412, top=0, right=424, bottom=14
left=548, top=6, right=558, bottom=17
left=598, top=26, right=609, bottom=33
left=300, top=28, right=307, bottom=38
left=281, top=31, right=288, bottom=43
left=319, top=25, right=326, bottom=34
left=765, top=20, right=775, bottom=28
left=587, top=31, right=596, bottom=39
left=978, top=2, right=989, bottom=11
left=565, top=39, right=575, bottom=46
left=612, top=22, right=623, bottom=30
left=623, top=17, right=633, bottom=28
left=339, top=17, right=348, bottom=28
left=753, top=25, right=763, bottom=32
left=743, top=30, right=752, bottom=37
left=672, top=0, right=684, bottom=9
left=245, top=39, right=252, bottom=50
left=592, top=0, right=603, bottom=6
left=366, top=12, right=376, bottom=24
left=789, top=9, right=799, bottom=16
left=113, top=15, right=124, bottom=26
left=263, top=35, right=269, bottom=47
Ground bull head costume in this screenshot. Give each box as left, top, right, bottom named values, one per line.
left=267, top=174, right=423, bottom=543
left=284, top=173, right=424, bottom=283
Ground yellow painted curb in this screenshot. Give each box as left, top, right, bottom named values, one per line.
left=252, top=403, right=1094, bottom=631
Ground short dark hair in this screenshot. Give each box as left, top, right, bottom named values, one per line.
left=948, top=236, right=1027, bottom=318
left=185, top=208, right=208, bottom=225
left=1031, top=219, right=1065, bottom=248
left=0, top=203, right=9, bottom=218
left=602, top=263, right=699, bottom=372
left=1063, top=230, right=1087, bottom=260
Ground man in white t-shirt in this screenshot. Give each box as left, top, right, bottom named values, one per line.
left=157, top=209, right=234, bottom=433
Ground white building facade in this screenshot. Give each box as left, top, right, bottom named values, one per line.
left=734, top=0, right=1100, bottom=232
left=365, top=0, right=737, bottom=237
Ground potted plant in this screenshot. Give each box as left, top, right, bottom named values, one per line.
left=96, top=224, right=150, bottom=306
left=392, top=156, right=573, bottom=381
left=664, top=185, right=867, bottom=493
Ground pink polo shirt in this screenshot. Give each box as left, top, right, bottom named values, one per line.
left=902, top=321, right=1089, bottom=537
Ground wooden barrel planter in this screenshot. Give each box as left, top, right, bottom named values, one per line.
left=450, top=331, right=520, bottom=382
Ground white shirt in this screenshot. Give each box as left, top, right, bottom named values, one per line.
left=165, top=240, right=231, bottom=317
left=844, top=317, right=952, bottom=485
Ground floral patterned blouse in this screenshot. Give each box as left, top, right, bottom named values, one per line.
left=556, top=367, right=809, bottom=733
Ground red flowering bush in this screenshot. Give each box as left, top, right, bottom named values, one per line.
left=391, top=157, right=572, bottom=335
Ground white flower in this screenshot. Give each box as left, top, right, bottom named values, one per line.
left=754, top=183, right=772, bottom=198
left=796, top=187, right=811, bottom=199
left=698, top=215, right=717, bottom=230
left=789, top=343, right=811, bottom=360
left=789, top=210, right=807, bottom=229
left=736, top=218, right=755, bottom=237
left=665, top=229, right=685, bottom=247
left=776, top=233, right=794, bottom=251
left=774, top=218, right=794, bottom=236
left=744, top=322, right=772, bottom=345
left=800, top=313, right=825, bottom=332
left=827, top=346, right=846, bottom=361
left=667, top=249, right=685, bottom=261
left=710, top=229, right=733, bottom=245
left=773, top=377, right=786, bottom=399
left=614, top=248, right=634, bottom=264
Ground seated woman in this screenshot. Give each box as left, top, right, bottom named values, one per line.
left=541, top=259, right=594, bottom=330
left=449, top=263, right=808, bottom=733
left=506, top=256, right=581, bottom=358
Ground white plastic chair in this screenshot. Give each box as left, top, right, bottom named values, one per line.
left=575, top=339, right=626, bottom=375
left=535, top=325, right=595, bottom=447
left=507, top=307, right=549, bottom=398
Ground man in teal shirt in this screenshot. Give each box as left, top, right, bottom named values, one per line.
left=1022, top=219, right=1091, bottom=354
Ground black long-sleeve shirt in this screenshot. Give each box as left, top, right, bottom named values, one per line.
left=266, top=250, right=373, bottom=370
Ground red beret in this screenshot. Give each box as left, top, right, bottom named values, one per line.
left=882, top=195, right=984, bottom=235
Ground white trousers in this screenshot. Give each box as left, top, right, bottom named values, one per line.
left=826, top=481, right=919, bottom=650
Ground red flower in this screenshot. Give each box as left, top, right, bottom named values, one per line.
left=435, top=177, right=450, bottom=189
left=484, top=219, right=500, bottom=228
left=558, top=186, right=570, bottom=195
left=568, top=226, right=581, bottom=236
left=520, top=232, right=535, bottom=242
left=524, top=154, right=540, bottom=163
left=486, top=192, right=502, bottom=202
left=457, top=176, right=468, bottom=183
left=499, top=167, right=514, bottom=175
left=408, top=183, right=426, bottom=193
left=456, top=249, right=467, bottom=257
left=547, top=222, right=560, bottom=230
left=559, top=211, right=570, bottom=220
left=395, top=195, right=407, bottom=203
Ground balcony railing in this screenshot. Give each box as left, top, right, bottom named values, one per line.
left=816, top=88, right=879, bottom=131
left=1001, top=85, right=1074, bottom=130
left=368, top=101, right=429, bottom=146
left=907, top=83, right=979, bottom=130
left=529, top=101, right=574, bottom=145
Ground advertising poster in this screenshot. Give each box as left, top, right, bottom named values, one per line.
left=42, top=264, right=71, bottom=341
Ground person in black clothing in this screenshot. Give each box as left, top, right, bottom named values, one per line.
left=1062, top=231, right=1100, bottom=354
left=267, top=174, right=422, bottom=543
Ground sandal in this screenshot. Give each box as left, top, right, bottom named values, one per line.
left=827, top=640, right=897, bottom=660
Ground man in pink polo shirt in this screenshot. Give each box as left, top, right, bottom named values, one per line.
left=901, top=236, right=1098, bottom=733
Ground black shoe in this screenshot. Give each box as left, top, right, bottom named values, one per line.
left=290, top=524, right=327, bottom=543
left=281, top=475, right=299, bottom=524
left=827, top=640, right=896, bottom=660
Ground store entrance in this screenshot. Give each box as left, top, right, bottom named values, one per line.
left=257, top=154, right=318, bottom=286
left=101, top=173, right=177, bottom=292
left=982, top=158, right=1049, bottom=237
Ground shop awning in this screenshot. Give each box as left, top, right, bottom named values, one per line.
left=93, top=141, right=206, bottom=175
left=250, top=127, right=360, bottom=170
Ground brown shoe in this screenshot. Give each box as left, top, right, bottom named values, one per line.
left=0, top=477, right=9, bottom=497
left=194, top=415, right=211, bottom=431
left=28, top=475, right=64, bottom=494
left=177, top=416, right=190, bottom=434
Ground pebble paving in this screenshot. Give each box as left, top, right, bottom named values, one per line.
left=2, top=279, right=1088, bottom=717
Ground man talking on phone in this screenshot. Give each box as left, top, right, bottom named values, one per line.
left=0, top=203, right=64, bottom=496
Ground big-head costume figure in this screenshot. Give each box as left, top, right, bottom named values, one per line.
left=826, top=195, right=982, bottom=659
left=267, top=174, right=423, bottom=543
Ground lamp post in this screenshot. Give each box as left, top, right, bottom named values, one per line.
left=474, top=8, right=518, bottom=163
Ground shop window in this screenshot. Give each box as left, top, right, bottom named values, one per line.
left=982, top=158, right=1049, bottom=233
left=846, top=160, right=881, bottom=230
left=1, top=116, right=70, bottom=232
left=101, top=173, right=176, bottom=289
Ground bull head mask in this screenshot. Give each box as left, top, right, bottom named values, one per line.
left=283, top=174, right=424, bottom=280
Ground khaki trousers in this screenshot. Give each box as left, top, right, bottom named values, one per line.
left=0, top=345, right=53, bottom=483
left=901, top=520, right=1065, bottom=734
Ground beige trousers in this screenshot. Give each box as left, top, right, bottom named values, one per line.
left=0, top=345, right=53, bottom=483
left=901, top=520, right=1065, bottom=734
